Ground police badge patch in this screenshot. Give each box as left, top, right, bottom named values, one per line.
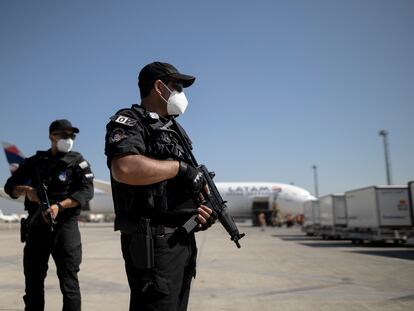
left=58, top=171, right=67, bottom=181
left=109, top=128, right=128, bottom=143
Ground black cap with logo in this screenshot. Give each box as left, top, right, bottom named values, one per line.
left=138, top=62, right=196, bottom=89
left=49, top=119, right=79, bottom=134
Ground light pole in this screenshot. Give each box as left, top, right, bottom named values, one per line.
left=378, top=129, right=392, bottom=185
left=312, top=165, right=319, bottom=198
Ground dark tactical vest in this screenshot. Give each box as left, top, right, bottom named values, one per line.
left=26, top=151, right=82, bottom=221
left=110, top=105, right=196, bottom=226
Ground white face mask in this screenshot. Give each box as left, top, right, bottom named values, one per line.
left=57, top=138, right=74, bottom=153
left=160, top=81, right=189, bottom=116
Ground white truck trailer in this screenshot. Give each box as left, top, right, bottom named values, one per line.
left=302, top=200, right=319, bottom=236
left=345, top=185, right=413, bottom=243
left=318, top=194, right=346, bottom=239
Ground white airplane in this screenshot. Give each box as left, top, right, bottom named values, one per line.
left=90, top=180, right=315, bottom=224
left=2, top=142, right=315, bottom=224
left=0, top=209, right=20, bottom=223
left=218, top=182, right=315, bottom=217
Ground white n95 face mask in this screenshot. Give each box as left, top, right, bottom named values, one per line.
left=160, top=81, right=189, bottom=116
left=57, top=138, right=74, bottom=153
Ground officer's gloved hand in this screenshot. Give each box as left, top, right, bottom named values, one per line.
left=177, top=161, right=206, bottom=195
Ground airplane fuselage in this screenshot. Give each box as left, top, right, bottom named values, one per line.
left=89, top=180, right=315, bottom=221
left=217, top=182, right=315, bottom=219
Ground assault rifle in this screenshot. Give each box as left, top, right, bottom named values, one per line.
left=27, top=167, right=56, bottom=231
left=160, top=118, right=246, bottom=248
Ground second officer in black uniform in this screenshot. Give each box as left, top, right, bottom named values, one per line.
left=105, top=62, right=214, bottom=311
left=4, top=119, right=94, bottom=311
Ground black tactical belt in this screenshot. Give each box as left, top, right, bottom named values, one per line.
left=151, top=225, right=178, bottom=235
left=120, top=223, right=179, bottom=236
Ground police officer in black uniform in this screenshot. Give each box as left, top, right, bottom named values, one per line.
left=4, top=119, right=94, bottom=311
left=105, top=62, right=214, bottom=311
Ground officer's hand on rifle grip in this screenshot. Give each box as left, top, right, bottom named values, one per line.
left=177, top=161, right=206, bottom=195
left=196, top=205, right=216, bottom=231
left=45, top=204, right=60, bottom=220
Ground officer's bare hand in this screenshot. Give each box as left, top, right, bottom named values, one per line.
left=45, top=204, right=59, bottom=220
left=14, top=186, right=40, bottom=203
left=197, top=205, right=212, bottom=224
left=197, top=205, right=216, bottom=231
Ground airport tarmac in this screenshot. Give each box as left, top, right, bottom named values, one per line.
left=1, top=222, right=414, bottom=311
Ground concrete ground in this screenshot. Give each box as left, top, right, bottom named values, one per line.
left=0, top=222, right=413, bottom=311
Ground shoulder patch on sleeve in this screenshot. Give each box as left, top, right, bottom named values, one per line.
left=110, top=115, right=137, bottom=127
left=108, top=128, right=128, bottom=144
left=78, top=161, right=89, bottom=169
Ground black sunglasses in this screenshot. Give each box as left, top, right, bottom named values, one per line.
left=171, top=81, right=183, bottom=93
left=160, top=78, right=183, bottom=93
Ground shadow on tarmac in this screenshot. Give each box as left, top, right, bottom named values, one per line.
left=351, top=250, right=414, bottom=261
left=272, top=234, right=317, bottom=241
left=274, top=232, right=414, bottom=261
left=298, top=242, right=355, bottom=248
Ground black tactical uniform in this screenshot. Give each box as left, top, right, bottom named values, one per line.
left=105, top=104, right=198, bottom=311
left=4, top=150, right=94, bottom=311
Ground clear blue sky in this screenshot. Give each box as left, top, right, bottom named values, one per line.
left=1, top=0, right=413, bottom=196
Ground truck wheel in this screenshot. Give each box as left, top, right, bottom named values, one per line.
left=394, top=239, right=405, bottom=245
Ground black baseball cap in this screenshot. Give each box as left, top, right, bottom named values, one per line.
left=138, top=62, right=196, bottom=89
left=49, top=119, right=79, bottom=134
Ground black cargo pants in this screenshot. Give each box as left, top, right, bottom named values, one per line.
left=121, top=230, right=197, bottom=311
left=23, top=217, right=82, bottom=311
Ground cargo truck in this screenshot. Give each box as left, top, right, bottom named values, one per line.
left=345, top=185, right=412, bottom=244
left=302, top=200, right=319, bottom=236
left=318, top=194, right=346, bottom=239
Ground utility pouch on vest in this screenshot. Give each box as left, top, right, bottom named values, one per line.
left=129, top=219, right=154, bottom=269
left=20, top=217, right=28, bottom=243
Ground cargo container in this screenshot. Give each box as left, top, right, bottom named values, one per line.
left=345, top=185, right=412, bottom=243
left=318, top=194, right=346, bottom=238
left=302, top=200, right=319, bottom=236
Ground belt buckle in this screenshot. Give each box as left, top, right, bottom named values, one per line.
left=163, top=227, right=177, bottom=235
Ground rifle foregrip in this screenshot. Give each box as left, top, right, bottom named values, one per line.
left=199, top=165, right=246, bottom=248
